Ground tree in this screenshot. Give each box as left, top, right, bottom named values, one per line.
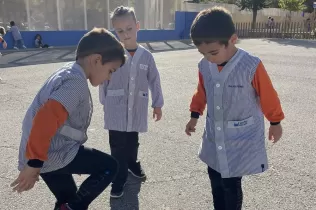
left=279, top=0, right=307, bottom=12
left=279, top=0, right=306, bottom=22
left=236, top=0, right=271, bottom=29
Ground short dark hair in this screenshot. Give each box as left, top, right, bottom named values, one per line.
left=190, top=7, right=235, bottom=46
left=0, top=26, right=5, bottom=36
left=110, top=6, right=137, bottom=22
left=10, top=21, right=15, bottom=26
left=76, top=27, right=126, bottom=66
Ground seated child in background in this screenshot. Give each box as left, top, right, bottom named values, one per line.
left=34, top=34, right=50, bottom=48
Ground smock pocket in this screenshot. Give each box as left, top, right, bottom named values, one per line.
left=106, top=89, right=125, bottom=105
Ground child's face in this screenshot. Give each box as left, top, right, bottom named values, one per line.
left=112, top=15, right=139, bottom=48
left=197, top=35, right=238, bottom=65
left=89, top=56, right=122, bottom=86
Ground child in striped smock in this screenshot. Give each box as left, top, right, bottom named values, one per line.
left=11, top=28, right=126, bottom=210
left=99, top=6, right=164, bottom=198
left=185, top=7, right=285, bottom=210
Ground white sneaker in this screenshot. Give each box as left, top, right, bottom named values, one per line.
left=22, top=45, right=27, bottom=49
left=13, top=47, right=18, bottom=50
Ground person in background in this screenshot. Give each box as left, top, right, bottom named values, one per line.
left=10, top=21, right=26, bottom=50
left=34, top=34, right=50, bottom=48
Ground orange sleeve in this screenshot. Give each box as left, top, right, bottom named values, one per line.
left=252, top=62, right=285, bottom=122
left=26, top=99, right=68, bottom=161
left=190, top=71, right=207, bottom=115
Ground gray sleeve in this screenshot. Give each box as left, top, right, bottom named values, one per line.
left=99, top=81, right=109, bottom=105
left=49, top=77, right=86, bottom=115
left=35, top=39, right=40, bottom=47
left=148, top=55, right=164, bottom=108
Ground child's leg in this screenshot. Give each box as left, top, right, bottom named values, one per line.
left=13, top=40, right=18, bottom=49
left=208, top=167, right=243, bottom=210
left=222, top=176, right=243, bottom=210
left=127, top=132, right=146, bottom=178
left=109, top=130, right=129, bottom=196
left=19, top=39, right=26, bottom=48
left=127, top=132, right=139, bottom=164
left=208, top=167, right=226, bottom=210
left=40, top=173, right=77, bottom=210
left=48, top=145, right=118, bottom=209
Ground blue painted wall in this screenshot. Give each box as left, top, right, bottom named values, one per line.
left=0, top=11, right=198, bottom=50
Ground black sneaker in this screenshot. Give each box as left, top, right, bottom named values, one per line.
left=128, top=162, right=146, bottom=179
left=110, top=182, right=126, bottom=199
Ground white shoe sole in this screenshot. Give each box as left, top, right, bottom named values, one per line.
left=110, top=191, right=124, bottom=198
left=110, top=182, right=127, bottom=198
left=128, top=169, right=146, bottom=179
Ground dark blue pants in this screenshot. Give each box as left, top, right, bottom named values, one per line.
left=109, top=130, right=139, bottom=190
left=208, top=167, right=243, bottom=210
left=41, top=146, right=118, bottom=210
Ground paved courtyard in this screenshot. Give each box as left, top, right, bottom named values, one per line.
left=0, top=39, right=316, bottom=210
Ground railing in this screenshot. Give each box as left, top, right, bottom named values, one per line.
left=235, top=22, right=315, bottom=39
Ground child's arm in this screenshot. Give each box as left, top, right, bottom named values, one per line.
left=11, top=78, right=86, bottom=193
left=190, top=71, right=207, bottom=118
left=27, top=77, right=86, bottom=166
left=26, top=99, right=68, bottom=168
left=252, top=61, right=284, bottom=143
left=98, top=81, right=108, bottom=105
left=252, top=61, right=285, bottom=123
left=148, top=56, right=164, bottom=108
left=186, top=71, right=207, bottom=136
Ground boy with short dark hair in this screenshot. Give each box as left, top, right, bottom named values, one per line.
left=99, top=6, right=164, bottom=198
left=11, top=27, right=126, bottom=210
left=185, top=7, right=285, bottom=210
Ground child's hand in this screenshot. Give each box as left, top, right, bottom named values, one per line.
left=10, top=165, right=40, bottom=193
left=153, top=107, right=162, bottom=121
left=268, top=124, right=283, bottom=143
left=185, top=118, right=198, bottom=136
left=3, top=41, right=7, bottom=49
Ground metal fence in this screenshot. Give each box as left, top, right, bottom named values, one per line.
left=0, top=0, right=179, bottom=31
left=236, top=21, right=316, bottom=39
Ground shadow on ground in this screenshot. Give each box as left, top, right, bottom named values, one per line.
left=110, top=175, right=145, bottom=210
left=262, top=38, right=316, bottom=48
left=0, top=40, right=195, bottom=68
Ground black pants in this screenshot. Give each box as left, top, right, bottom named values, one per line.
left=109, top=130, right=139, bottom=189
left=40, top=146, right=118, bottom=210
left=208, top=167, right=243, bottom=210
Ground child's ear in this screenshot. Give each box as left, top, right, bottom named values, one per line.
left=230, top=34, right=238, bottom=45
left=136, top=21, right=140, bottom=31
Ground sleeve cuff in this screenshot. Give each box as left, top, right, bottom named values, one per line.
left=191, top=111, right=200, bottom=119
left=270, top=121, right=280, bottom=125
left=27, top=159, right=44, bottom=168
